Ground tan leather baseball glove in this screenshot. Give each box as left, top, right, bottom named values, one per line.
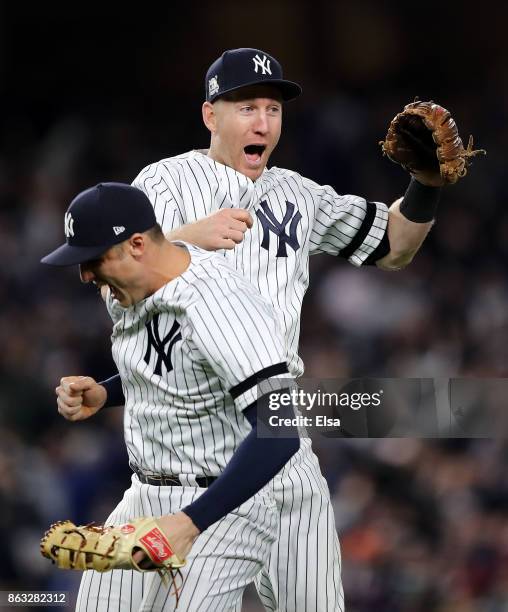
left=41, top=518, right=185, bottom=595
left=380, top=99, right=486, bottom=186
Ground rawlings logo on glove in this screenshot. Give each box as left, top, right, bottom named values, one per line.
left=140, top=527, right=175, bottom=563
left=380, top=99, right=486, bottom=186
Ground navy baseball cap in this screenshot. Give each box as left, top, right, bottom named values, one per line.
left=41, top=183, right=157, bottom=266
left=205, top=48, right=302, bottom=103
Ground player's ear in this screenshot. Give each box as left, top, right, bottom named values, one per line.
left=202, top=101, right=217, bottom=133
left=128, top=234, right=145, bottom=259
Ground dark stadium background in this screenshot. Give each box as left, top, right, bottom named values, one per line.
left=1, top=2, right=507, bottom=610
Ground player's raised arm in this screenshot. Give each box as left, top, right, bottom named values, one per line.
left=375, top=191, right=435, bottom=271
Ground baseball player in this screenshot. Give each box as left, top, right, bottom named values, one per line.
left=41, top=182, right=301, bottom=611
left=127, top=48, right=445, bottom=611
left=99, top=50, right=444, bottom=610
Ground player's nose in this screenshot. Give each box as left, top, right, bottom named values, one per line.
left=252, top=111, right=269, bottom=135
left=79, top=263, right=95, bottom=283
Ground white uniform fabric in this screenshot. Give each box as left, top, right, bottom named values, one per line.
left=108, top=244, right=287, bottom=476
left=77, top=477, right=277, bottom=612
left=76, top=244, right=290, bottom=611
left=133, top=150, right=388, bottom=377
left=133, top=152, right=389, bottom=612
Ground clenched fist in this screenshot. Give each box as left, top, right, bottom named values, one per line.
left=167, top=209, right=253, bottom=250
left=56, top=376, right=107, bottom=421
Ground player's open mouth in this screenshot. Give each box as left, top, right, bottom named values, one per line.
left=244, top=144, right=266, bottom=165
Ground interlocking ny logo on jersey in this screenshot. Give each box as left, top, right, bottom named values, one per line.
left=253, top=54, right=271, bottom=75
left=144, top=314, right=182, bottom=376
left=256, top=201, right=302, bottom=257
left=64, top=212, right=74, bottom=238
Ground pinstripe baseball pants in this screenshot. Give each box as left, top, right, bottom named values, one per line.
left=255, top=438, right=345, bottom=612
left=75, top=475, right=278, bottom=611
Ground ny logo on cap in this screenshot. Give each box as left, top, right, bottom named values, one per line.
left=64, top=212, right=75, bottom=238
left=253, top=54, right=272, bottom=76
left=208, top=75, right=219, bottom=97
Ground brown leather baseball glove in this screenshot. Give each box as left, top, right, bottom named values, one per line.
left=41, top=518, right=185, bottom=597
left=380, top=99, right=486, bottom=186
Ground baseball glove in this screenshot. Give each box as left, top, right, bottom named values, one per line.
left=41, top=518, right=185, bottom=596
left=379, top=99, right=486, bottom=186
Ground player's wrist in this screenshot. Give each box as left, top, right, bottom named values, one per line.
left=399, top=177, right=441, bottom=223
left=98, top=374, right=125, bottom=408
left=174, top=510, right=200, bottom=531
left=178, top=510, right=201, bottom=536
left=155, top=513, right=200, bottom=560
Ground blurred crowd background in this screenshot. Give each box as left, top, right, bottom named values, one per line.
left=1, top=2, right=507, bottom=610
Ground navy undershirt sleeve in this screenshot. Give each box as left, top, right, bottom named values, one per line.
left=98, top=373, right=125, bottom=408
left=182, top=393, right=300, bottom=532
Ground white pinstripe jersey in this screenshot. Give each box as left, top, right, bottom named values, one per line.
left=105, top=242, right=288, bottom=476
left=133, top=150, right=389, bottom=376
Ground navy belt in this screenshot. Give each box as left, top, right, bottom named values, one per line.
left=131, top=465, right=217, bottom=488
